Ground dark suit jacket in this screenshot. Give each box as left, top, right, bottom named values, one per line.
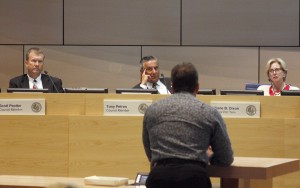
left=9, top=74, right=64, bottom=93
left=133, top=77, right=172, bottom=92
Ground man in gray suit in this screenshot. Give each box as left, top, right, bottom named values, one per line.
left=9, top=47, right=64, bottom=93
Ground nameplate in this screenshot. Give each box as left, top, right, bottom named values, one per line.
left=0, top=99, right=45, bottom=115
left=104, top=100, right=152, bottom=116
left=210, top=101, right=260, bottom=118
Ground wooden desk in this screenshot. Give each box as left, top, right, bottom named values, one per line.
left=208, top=157, right=300, bottom=188
left=1, top=94, right=300, bottom=188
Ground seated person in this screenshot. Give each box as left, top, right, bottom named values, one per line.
left=133, top=56, right=171, bottom=94
left=257, top=58, right=299, bottom=96
left=9, top=47, right=64, bottom=93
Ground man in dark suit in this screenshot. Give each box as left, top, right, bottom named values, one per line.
left=133, top=56, right=171, bottom=94
left=9, top=47, right=64, bottom=93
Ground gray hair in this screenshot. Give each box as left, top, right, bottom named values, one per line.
left=266, top=58, right=287, bottom=82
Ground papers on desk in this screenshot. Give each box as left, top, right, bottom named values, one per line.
left=84, top=176, right=128, bottom=186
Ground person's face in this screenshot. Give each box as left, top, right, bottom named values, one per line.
left=268, top=62, right=285, bottom=83
left=25, top=52, right=44, bottom=78
left=143, top=60, right=160, bottom=83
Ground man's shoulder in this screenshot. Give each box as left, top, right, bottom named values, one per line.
left=290, top=85, right=299, bottom=90
left=42, top=74, right=62, bottom=82
left=10, top=74, right=27, bottom=82
left=132, top=83, right=143, bottom=89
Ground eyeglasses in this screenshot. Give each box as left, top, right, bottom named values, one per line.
left=269, top=68, right=282, bottom=74
left=145, top=66, right=159, bottom=72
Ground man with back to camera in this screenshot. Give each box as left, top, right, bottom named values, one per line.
left=142, top=62, right=234, bottom=188
left=9, top=47, right=64, bottom=93
left=133, top=56, right=171, bottom=94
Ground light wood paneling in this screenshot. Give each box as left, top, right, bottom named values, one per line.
left=1, top=94, right=300, bottom=118
left=0, top=115, right=69, bottom=176
left=225, top=118, right=284, bottom=157
left=0, top=94, right=299, bottom=187
left=68, top=116, right=148, bottom=178
left=0, top=45, right=23, bottom=91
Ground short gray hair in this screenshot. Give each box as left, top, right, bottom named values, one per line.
left=266, top=58, right=287, bottom=81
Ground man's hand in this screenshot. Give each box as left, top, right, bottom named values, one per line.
left=206, top=145, right=213, bottom=164
left=141, top=69, right=150, bottom=85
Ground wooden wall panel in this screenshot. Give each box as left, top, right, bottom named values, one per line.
left=0, top=94, right=299, bottom=187
left=0, top=46, right=23, bottom=91
left=0, top=0, right=63, bottom=44
left=64, top=0, right=180, bottom=45
left=0, top=116, right=69, bottom=176
left=68, top=116, right=148, bottom=178
left=143, top=47, right=259, bottom=93
left=182, top=0, right=299, bottom=46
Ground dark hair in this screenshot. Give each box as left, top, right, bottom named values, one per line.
left=139, top=56, right=158, bottom=72
left=171, top=62, right=198, bottom=93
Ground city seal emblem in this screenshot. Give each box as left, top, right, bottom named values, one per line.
left=246, top=105, right=256, bottom=116
left=31, top=102, right=42, bottom=113
left=138, top=103, right=148, bottom=114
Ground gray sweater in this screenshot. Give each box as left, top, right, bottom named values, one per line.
left=142, top=92, right=234, bottom=166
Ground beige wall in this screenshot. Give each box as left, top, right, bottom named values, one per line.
left=0, top=0, right=299, bottom=93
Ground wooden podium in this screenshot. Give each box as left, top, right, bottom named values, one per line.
left=208, top=157, right=300, bottom=188
left=0, top=93, right=300, bottom=188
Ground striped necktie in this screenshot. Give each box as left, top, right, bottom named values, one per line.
left=33, top=80, right=38, bottom=89
left=152, top=83, right=157, bottom=89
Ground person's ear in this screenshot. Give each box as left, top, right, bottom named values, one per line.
left=194, top=83, right=199, bottom=95
left=170, top=82, right=174, bottom=94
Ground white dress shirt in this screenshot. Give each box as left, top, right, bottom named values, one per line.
left=257, top=84, right=299, bottom=96
left=28, top=74, right=43, bottom=89
left=139, top=80, right=170, bottom=94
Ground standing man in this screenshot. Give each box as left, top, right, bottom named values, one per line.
left=142, top=62, right=234, bottom=188
left=9, top=47, right=64, bottom=93
left=133, top=56, right=171, bottom=94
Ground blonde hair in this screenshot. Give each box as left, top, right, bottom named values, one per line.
left=266, top=58, right=287, bottom=81
left=26, top=47, right=45, bottom=61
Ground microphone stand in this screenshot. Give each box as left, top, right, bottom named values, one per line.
left=44, top=70, right=60, bottom=93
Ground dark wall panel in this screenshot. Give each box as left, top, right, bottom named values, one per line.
left=0, top=0, right=63, bottom=44
left=64, top=0, right=180, bottom=45
left=182, top=0, right=299, bottom=46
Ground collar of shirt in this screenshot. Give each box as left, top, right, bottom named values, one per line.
left=146, top=80, right=170, bottom=94
left=27, top=74, right=42, bottom=89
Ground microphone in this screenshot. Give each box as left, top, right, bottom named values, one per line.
left=44, top=70, right=59, bottom=93
left=161, top=73, right=170, bottom=94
